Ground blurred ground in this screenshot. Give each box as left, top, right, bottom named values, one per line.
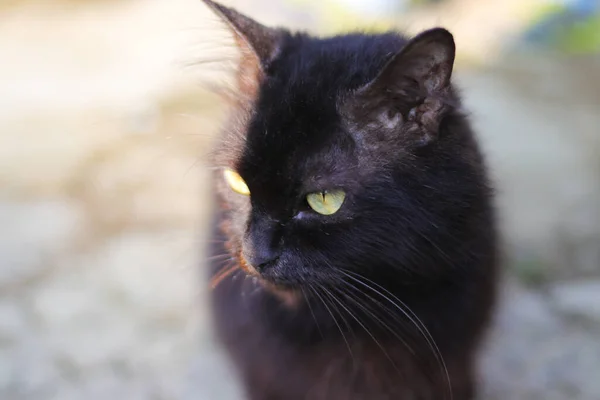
left=0, top=0, right=599, bottom=399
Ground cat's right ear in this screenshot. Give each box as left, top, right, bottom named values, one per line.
left=202, top=0, right=283, bottom=94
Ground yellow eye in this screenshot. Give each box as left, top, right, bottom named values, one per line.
left=223, top=169, right=250, bottom=195
left=306, top=190, right=346, bottom=215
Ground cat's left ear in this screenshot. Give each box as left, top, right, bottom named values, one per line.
left=380, top=28, right=455, bottom=94
left=202, top=0, right=282, bottom=70
left=347, top=28, right=456, bottom=144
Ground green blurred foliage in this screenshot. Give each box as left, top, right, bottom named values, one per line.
left=525, top=2, right=600, bottom=54
left=513, top=258, right=550, bottom=287
left=559, top=13, right=600, bottom=53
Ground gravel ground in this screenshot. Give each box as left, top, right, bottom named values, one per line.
left=1, top=1, right=599, bottom=399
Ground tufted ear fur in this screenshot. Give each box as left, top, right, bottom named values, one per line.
left=202, top=0, right=284, bottom=97
left=345, top=28, right=456, bottom=145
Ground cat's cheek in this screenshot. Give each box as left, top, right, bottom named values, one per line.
left=214, top=177, right=235, bottom=207
left=215, top=179, right=251, bottom=214
left=226, top=202, right=251, bottom=239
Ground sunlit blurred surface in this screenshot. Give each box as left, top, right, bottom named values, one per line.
left=0, top=0, right=598, bottom=399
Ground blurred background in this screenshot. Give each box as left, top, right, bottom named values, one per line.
left=0, top=0, right=598, bottom=399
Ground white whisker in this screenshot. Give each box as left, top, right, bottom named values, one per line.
left=340, top=269, right=453, bottom=400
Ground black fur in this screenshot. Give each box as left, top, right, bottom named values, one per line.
left=203, top=1, right=498, bottom=399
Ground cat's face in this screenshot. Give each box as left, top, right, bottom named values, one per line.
left=207, top=1, right=488, bottom=290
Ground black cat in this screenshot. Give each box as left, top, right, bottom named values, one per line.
left=203, top=1, right=498, bottom=399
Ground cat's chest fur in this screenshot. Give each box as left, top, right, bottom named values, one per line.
left=210, top=267, right=467, bottom=400
left=216, top=299, right=416, bottom=400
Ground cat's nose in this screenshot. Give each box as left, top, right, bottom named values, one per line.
left=243, top=218, right=281, bottom=271
left=243, top=246, right=279, bottom=271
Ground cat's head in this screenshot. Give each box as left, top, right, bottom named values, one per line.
left=205, top=1, right=490, bottom=292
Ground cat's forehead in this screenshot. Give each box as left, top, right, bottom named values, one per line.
left=238, top=105, right=356, bottom=194
left=235, top=34, right=407, bottom=185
